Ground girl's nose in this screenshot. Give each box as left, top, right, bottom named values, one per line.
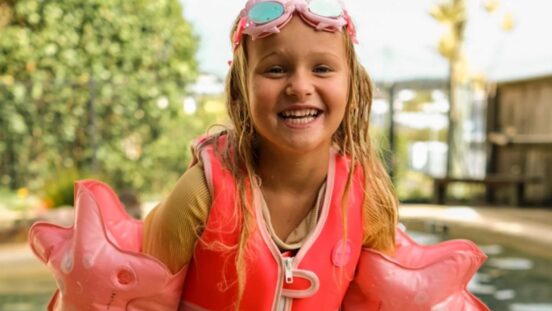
left=285, top=72, right=314, bottom=102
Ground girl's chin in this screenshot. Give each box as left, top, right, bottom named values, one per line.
left=273, top=136, right=333, bottom=156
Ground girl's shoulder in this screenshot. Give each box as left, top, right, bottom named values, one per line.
left=156, top=163, right=211, bottom=224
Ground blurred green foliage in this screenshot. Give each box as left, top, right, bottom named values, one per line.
left=0, top=188, right=36, bottom=212
left=42, top=168, right=90, bottom=208
left=0, top=0, right=207, bottom=198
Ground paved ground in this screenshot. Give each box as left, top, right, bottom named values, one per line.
left=399, top=204, right=552, bottom=260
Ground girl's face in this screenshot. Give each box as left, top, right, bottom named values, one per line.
left=246, top=15, right=349, bottom=156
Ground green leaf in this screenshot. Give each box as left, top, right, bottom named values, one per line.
left=1, top=0, right=201, bottom=194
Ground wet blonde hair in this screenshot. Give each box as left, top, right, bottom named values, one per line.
left=218, top=15, right=398, bottom=308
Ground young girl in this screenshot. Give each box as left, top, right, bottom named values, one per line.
left=144, top=0, right=398, bottom=307
left=29, top=0, right=489, bottom=310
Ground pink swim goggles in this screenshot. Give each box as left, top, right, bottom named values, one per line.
left=232, top=0, right=357, bottom=50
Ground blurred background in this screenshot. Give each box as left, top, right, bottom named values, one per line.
left=1, top=0, right=551, bottom=310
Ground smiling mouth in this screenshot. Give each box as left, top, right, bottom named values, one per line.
left=278, top=108, right=322, bottom=125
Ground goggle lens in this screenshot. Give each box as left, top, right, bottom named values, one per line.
left=308, top=0, right=342, bottom=18
left=248, top=2, right=285, bottom=24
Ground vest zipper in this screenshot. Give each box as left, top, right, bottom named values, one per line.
left=277, top=257, right=294, bottom=311
left=283, top=257, right=294, bottom=284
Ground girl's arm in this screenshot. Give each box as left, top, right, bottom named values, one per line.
left=143, top=164, right=211, bottom=273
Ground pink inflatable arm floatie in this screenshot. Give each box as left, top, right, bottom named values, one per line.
left=28, top=179, right=187, bottom=311
left=342, top=227, right=489, bottom=310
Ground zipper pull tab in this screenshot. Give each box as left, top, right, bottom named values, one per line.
left=284, top=257, right=293, bottom=284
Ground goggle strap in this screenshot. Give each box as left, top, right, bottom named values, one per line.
left=343, top=11, right=358, bottom=44
left=232, top=17, right=248, bottom=51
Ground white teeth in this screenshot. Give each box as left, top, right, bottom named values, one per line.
left=286, top=116, right=316, bottom=124
left=280, top=109, right=319, bottom=118
left=279, top=109, right=319, bottom=125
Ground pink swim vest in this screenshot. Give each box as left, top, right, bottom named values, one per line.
left=28, top=134, right=489, bottom=310
left=180, top=136, right=365, bottom=311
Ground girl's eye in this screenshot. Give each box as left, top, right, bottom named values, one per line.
left=266, top=66, right=286, bottom=75
left=313, top=65, right=332, bottom=74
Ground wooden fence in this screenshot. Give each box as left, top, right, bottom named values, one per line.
left=487, top=76, right=552, bottom=204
